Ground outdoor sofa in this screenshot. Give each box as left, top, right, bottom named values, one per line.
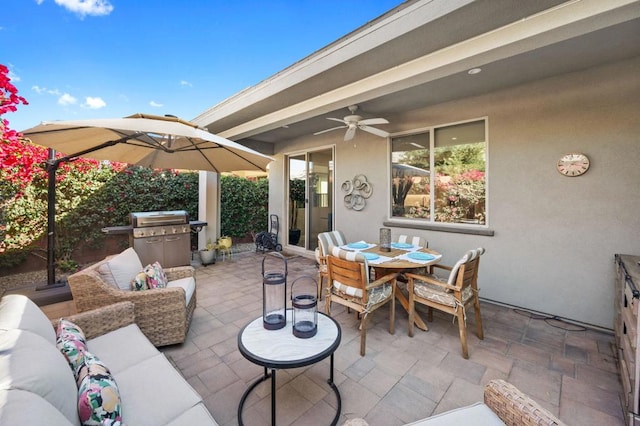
left=0, top=294, right=217, bottom=425
left=344, top=379, right=566, bottom=425
left=67, top=247, right=196, bottom=346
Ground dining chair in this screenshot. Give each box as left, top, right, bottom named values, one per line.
left=390, top=234, right=429, bottom=281
left=405, top=247, right=485, bottom=359
left=316, top=230, right=347, bottom=300
left=395, top=234, right=428, bottom=248
left=325, top=245, right=397, bottom=356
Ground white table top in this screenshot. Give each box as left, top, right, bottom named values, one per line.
left=238, top=311, right=341, bottom=368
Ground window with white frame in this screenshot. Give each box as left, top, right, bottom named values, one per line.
left=390, top=119, right=486, bottom=225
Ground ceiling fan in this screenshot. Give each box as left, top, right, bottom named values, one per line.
left=313, top=105, right=389, bottom=141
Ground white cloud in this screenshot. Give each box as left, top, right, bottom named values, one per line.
left=180, top=80, right=193, bottom=88
left=33, top=85, right=62, bottom=96
left=35, top=0, right=45, bottom=5
left=8, top=70, right=20, bottom=82
left=58, top=93, right=77, bottom=106
left=84, top=96, right=106, bottom=109
left=54, top=0, right=114, bottom=18
left=149, top=101, right=163, bottom=108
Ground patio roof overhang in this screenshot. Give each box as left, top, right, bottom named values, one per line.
left=193, top=0, right=640, bottom=148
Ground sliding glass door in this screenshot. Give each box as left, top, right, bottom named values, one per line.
left=287, top=148, right=333, bottom=251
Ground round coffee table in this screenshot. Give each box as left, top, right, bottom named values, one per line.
left=237, top=310, right=342, bottom=425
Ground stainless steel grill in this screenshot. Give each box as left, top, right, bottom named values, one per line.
left=130, top=210, right=191, bottom=268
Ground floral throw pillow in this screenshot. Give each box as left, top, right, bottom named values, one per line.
left=56, top=319, right=88, bottom=377
left=145, top=261, right=168, bottom=289
left=131, top=271, right=148, bottom=291
left=77, top=352, right=123, bottom=426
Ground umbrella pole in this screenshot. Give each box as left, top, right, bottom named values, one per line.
left=36, top=148, right=66, bottom=290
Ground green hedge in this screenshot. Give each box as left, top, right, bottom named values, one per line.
left=220, top=175, right=269, bottom=239
left=0, top=164, right=267, bottom=270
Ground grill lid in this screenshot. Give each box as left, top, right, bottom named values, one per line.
left=130, top=210, right=189, bottom=228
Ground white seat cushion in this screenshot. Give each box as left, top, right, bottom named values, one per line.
left=166, top=403, right=219, bottom=425
left=0, top=295, right=56, bottom=344
left=167, top=277, right=196, bottom=305
left=97, top=247, right=143, bottom=290
left=113, top=354, right=203, bottom=425
left=87, top=323, right=159, bottom=375
left=404, top=402, right=504, bottom=425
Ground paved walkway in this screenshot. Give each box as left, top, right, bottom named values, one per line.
left=156, top=250, right=623, bottom=426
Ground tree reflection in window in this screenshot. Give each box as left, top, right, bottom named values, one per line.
left=391, top=120, right=486, bottom=225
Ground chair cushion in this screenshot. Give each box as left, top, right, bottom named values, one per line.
left=318, top=231, right=347, bottom=255
left=404, top=402, right=504, bottom=425
left=97, top=248, right=143, bottom=291
left=86, top=324, right=159, bottom=375
left=397, top=235, right=426, bottom=247
left=332, top=281, right=393, bottom=309
left=76, top=352, right=123, bottom=425
left=0, top=329, right=80, bottom=425
left=113, top=354, right=203, bottom=425
left=413, top=280, right=473, bottom=307
left=166, top=403, right=219, bottom=425
left=328, top=245, right=370, bottom=282
left=0, top=295, right=56, bottom=344
left=167, top=277, right=196, bottom=306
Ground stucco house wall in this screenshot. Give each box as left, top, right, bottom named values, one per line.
left=269, top=56, right=640, bottom=329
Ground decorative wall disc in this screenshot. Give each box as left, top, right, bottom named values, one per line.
left=341, top=174, right=372, bottom=211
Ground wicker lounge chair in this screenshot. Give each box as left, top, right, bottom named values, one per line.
left=67, top=248, right=196, bottom=347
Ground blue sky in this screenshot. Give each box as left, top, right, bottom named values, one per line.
left=3, top=0, right=402, bottom=132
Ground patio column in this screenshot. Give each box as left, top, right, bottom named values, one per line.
left=198, top=171, right=220, bottom=250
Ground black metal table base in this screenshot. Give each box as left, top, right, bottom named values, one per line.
left=238, top=354, right=341, bottom=426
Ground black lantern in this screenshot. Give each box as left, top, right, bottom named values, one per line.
left=380, top=227, right=391, bottom=252
left=262, top=252, right=287, bottom=330
left=291, top=276, right=318, bottom=338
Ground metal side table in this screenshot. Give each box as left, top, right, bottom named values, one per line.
left=237, top=310, right=341, bottom=425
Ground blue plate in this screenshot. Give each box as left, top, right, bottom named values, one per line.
left=392, top=242, right=413, bottom=249
left=362, top=253, right=379, bottom=260
left=347, top=242, right=368, bottom=249
left=408, top=252, right=436, bottom=261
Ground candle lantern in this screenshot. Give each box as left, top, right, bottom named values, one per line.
left=291, top=276, right=318, bottom=338
left=262, top=252, right=287, bottom=330
left=380, top=227, right=391, bottom=252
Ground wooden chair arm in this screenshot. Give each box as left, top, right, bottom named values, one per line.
left=431, top=263, right=453, bottom=272
left=366, top=272, right=398, bottom=290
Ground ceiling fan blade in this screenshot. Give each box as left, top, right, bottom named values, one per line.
left=359, top=118, right=389, bottom=126
left=326, top=117, right=347, bottom=124
left=313, top=125, right=347, bottom=136
left=344, top=126, right=357, bottom=141
left=359, top=125, right=390, bottom=138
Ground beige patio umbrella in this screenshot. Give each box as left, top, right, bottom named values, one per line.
left=23, top=113, right=273, bottom=172
left=22, top=113, right=273, bottom=287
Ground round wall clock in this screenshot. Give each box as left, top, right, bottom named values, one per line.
left=556, top=153, right=590, bottom=177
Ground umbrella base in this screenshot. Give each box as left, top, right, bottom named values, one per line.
left=6, top=280, right=72, bottom=306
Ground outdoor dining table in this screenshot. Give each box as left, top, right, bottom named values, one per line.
left=339, top=241, right=442, bottom=331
